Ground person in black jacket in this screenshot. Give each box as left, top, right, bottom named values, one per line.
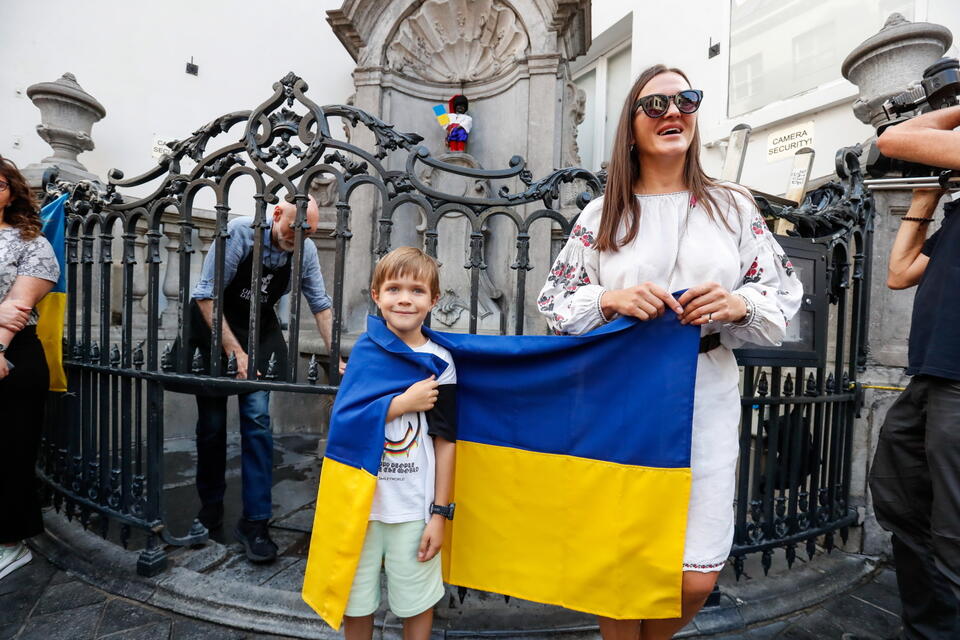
left=870, top=105, right=960, bottom=639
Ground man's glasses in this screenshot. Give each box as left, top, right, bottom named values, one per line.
left=0, top=181, right=8, bottom=193
left=634, top=90, right=704, bottom=118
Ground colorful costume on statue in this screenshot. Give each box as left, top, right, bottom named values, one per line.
left=303, top=312, right=702, bottom=629
left=444, top=94, right=471, bottom=152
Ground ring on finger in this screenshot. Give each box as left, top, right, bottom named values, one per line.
left=706, top=312, right=713, bottom=322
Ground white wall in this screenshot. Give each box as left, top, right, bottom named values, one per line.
left=589, top=0, right=631, bottom=38
left=1, top=0, right=355, bottom=189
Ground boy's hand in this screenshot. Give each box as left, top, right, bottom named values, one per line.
left=418, top=515, right=445, bottom=562
left=399, top=375, right=439, bottom=413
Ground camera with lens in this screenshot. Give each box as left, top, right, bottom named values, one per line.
left=866, top=57, right=960, bottom=178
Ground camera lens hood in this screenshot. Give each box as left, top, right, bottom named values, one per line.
left=924, top=57, right=959, bottom=78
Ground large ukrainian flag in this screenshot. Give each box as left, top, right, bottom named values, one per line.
left=303, top=312, right=700, bottom=629
left=37, top=193, right=68, bottom=392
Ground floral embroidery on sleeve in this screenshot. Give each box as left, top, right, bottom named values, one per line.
left=777, top=253, right=795, bottom=277
left=546, top=260, right=590, bottom=294
left=571, top=224, right=596, bottom=248
left=537, top=293, right=555, bottom=312
left=742, top=257, right=764, bottom=284
left=725, top=187, right=804, bottom=347
left=537, top=200, right=607, bottom=335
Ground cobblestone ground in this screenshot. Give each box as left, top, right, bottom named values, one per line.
left=1, top=550, right=903, bottom=640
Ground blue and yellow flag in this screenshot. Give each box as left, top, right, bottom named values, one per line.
left=303, top=313, right=700, bottom=629
left=433, top=104, right=450, bottom=126
left=37, top=193, right=68, bottom=392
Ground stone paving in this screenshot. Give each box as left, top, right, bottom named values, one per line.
left=0, top=433, right=906, bottom=639
left=0, top=550, right=904, bottom=639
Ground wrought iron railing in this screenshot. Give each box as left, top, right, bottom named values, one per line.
left=730, top=145, right=873, bottom=577
left=36, top=73, right=869, bottom=584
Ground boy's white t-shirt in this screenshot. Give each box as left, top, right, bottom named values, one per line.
left=369, top=339, right=457, bottom=524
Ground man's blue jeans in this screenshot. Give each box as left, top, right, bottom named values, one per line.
left=195, top=390, right=273, bottom=521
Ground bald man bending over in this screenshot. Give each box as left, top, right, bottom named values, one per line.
left=189, top=195, right=339, bottom=563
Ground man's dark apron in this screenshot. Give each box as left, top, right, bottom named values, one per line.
left=183, top=250, right=291, bottom=394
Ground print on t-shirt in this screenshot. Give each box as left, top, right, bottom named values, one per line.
left=380, top=413, right=423, bottom=478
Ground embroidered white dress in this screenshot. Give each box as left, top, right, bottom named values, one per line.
left=537, top=188, right=803, bottom=571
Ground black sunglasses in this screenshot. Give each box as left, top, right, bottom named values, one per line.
left=634, top=90, right=703, bottom=118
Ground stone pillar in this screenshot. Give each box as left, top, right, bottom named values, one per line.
left=21, top=73, right=106, bottom=187
left=160, top=220, right=181, bottom=330
left=840, top=13, right=953, bottom=556
left=133, top=228, right=149, bottom=316
left=524, top=54, right=564, bottom=334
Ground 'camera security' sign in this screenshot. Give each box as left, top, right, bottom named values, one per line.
left=151, top=135, right=174, bottom=161
left=766, top=121, right=814, bottom=163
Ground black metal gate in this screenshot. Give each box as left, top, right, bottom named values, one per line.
left=36, top=73, right=870, bottom=581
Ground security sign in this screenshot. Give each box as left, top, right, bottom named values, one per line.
left=151, top=135, right=175, bottom=161
left=766, top=121, right=814, bottom=163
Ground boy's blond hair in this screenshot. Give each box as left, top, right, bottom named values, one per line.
left=371, top=247, right=441, bottom=298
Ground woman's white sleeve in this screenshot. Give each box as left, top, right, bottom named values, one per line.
left=537, top=223, right=607, bottom=335
left=723, top=194, right=804, bottom=348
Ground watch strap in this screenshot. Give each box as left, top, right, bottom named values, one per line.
left=430, top=502, right=455, bottom=520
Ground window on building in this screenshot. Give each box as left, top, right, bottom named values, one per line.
left=731, top=54, right=763, bottom=104
left=728, top=0, right=914, bottom=117
left=576, top=69, right=597, bottom=172
left=570, top=14, right=633, bottom=171
left=602, top=46, right=633, bottom=166
left=792, top=25, right=836, bottom=84
left=572, top=42, right=632, bottom=171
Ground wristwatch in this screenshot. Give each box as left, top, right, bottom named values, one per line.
left=430, top=502, right=455, bottom=520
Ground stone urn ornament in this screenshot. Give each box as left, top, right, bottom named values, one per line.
left=842, top=13, right=952, bottom=128
left=23, top=72, right=106, bottom=185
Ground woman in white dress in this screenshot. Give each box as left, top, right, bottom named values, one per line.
left=537, top=65, right=802, bottom=639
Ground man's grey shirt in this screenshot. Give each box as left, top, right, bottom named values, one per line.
left=192, top=216, right=332, bottom=314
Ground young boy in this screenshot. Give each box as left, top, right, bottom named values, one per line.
left=342, top=247, right=457, bottom=640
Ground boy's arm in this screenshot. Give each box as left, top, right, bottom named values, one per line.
left=432, top=437, right=455, bottom=508
left=419, top=381, right=458, bottom=562
left=419, top=436, right=455, bottom=562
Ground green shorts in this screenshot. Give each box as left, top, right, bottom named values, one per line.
left=344, top=520, right=445, bottom=619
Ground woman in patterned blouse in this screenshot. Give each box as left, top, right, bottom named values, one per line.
left=0, top=156, right=60, bottom=582
left=538, top=65, right=803, bottom=639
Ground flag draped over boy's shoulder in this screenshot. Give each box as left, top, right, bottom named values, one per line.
left=36, top=193, right=69, bottom=392
left=303, top=312, right=701, bottom=628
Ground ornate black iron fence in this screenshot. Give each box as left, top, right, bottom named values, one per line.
left=36, top=73, right=870, bottom=583
left=729, top=146, right=873, bottom=577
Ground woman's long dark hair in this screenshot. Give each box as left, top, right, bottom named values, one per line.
left=0, top=156, right=41, bottom=241
left=596, top=64, right=739, bottom=253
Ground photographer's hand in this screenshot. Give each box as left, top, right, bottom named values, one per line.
left=888, top=188, right=945, bottom=290
left=878, top=105, right=960, bottom=169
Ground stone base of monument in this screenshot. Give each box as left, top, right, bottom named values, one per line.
left=30, top=433, right=879, bottom=639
